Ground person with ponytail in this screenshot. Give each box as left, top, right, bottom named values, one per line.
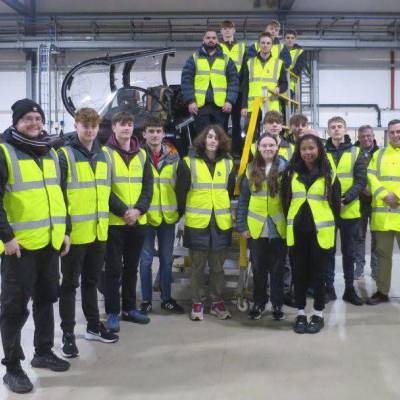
left=281, top=134, right=341, bottom=334
left=237, top=134, right=288, bottom=320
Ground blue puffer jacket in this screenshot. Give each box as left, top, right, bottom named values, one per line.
left=181, top=45, right=239, bottom=106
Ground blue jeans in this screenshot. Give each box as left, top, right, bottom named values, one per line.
left=139, top=222, right=176, bottom=302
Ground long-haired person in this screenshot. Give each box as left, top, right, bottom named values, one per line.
left=281, top=135, right=341, bottom=334
left=176, top=124, right=235, bottom=321
left=237, top=134, right=287, bottom=320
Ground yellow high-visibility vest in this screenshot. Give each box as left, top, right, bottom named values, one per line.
left=247, top=55, right=283, bottom=113
left=60, top=145, right=111, bottom=244
left=193, top=51, right=229, bottom=108
left=220, top=42, right=246, bottom=72
left=286, top=172, right=336, bottom=249
left=105, top=146, right=147, bottom=226
left=367, top=144, right=400, bottom=231
left=289, top=47, right=304, bottom=91
left=327, top=146, right=361, bottom=219
left=147, top=158, right=179, bottom=226
left=0, top=143, right=66, bottom=251
left=245, top=166, right=286, bottom=239
left=184, top=156, right=233, bottom=230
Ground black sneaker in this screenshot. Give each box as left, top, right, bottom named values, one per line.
left=325, top=287, right=337, bottom=304
left=161, top=298, right=185, bottom=314
left=307, top=315, right=325, bottom=334
left=139, top=301, right=153, bottom=315
left=31, top=352, right=70, bottom=372
left=272, top=305, right=285, bottom=321
left=3, top=367, right=33, bottom=394
left=85, top=323, right=119, bottom=343
left=248, top=303, right=265, bottom=320
left=62, top=332, right=79, bottom=358
left=293, top=315, right=308, bottom=334
left=342, top=287, right=364, bottom=306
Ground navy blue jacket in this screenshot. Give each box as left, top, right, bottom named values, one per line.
left=181, top=45, right=239, bottom=106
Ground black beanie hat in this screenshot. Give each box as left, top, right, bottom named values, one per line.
left=11, top=98, right=45, bottom=126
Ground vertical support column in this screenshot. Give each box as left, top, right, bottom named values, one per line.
left=390, top=49, right=395, bottom=111
left=24, top=50, right=34, bottom=99
left=311, top=51, right=319, bottom=128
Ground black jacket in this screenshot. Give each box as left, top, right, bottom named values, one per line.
left=241, top=52, right=288, bottom=109
left=181, top=45, right=239, bottom=106
left=0, top=127, right=69, bottom=242
left=175, top=150, right=236, bottom=251
left=325, top=135, right=367, bottom=205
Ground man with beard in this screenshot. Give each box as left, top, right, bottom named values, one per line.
left=181, top=28, right=239, bottom=135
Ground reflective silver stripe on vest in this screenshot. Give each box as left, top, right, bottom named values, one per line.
left=238, top=42, right=245, bottom=66
left=190, top=158, right=229, bottom=190
left=377, top=148, right=385, bottom=178
left=247, top=210, right=266, bottom=222
left=287, top=218, right=294, bottom=225
left=292, top=48, right=301, bottom=65
left=307, top=194, right=327, bottom=201
left=291, top=192, right=307, bottom=199
left=251, top=191, right=268, bottom=197
left=215, top=208, right=231, bottom=215
left=186, top=207, right=211, bottom=215
left=3, top=144, right=60, bottom=192
left=64, top=146, right=78, bottom=182
left=272, top=55, right=281, bottom=81
left=148, top=205, right=161, bottom=211
left=67, top=181, right=96, bottom=189
left=271, top=212, right=285, bottom=223
left=210, top=69, right=226, bottom=76
left=71, top=212, right=109, bottom=222
left=112, top=177, right=143, bottom=183
left=315, top=221, right=335, bottom=228
left=161, top=204, right=178, bottom=211
left=380, top=176, right=400, bottom=182
left=6, top=181, right=45, bottom=192
left=372, top=207, right=400, bottom=214
left=367, top=168, right=376, bottom=176
left=374, top=186, right=386, bottom=197
left=337, top=173, right=353, bottom=178
left=10, top=218, right=51, bottom=230
left=248, top=58, right=277, bottom=84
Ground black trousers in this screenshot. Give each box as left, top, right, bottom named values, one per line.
left=104, top=225, right=146, bottom=314
left=227, top=93, right=243, bottom=155
left=250, top=238, right=286, bottom=307
left=0, top=245, right=59, bottom=369
left=291, top=229, right=329, bottom=311
left=194, top=104, right=227, bottom=136
left=59, top=240, right=106, bottom=333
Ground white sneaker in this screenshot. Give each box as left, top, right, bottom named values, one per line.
left=190, top=303, right=204, bottom=321
left=210, top=301, right=231, bottom=320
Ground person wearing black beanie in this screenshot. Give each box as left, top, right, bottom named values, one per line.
left=11, top=98, right=45, bottom=127
left=0, top=99, right=70, bottom=394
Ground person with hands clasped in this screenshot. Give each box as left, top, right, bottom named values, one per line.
left=237, top=134, right=287, bottom=321
left=104, top=112, right=154, bottom=332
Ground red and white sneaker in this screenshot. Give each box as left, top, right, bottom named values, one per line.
left=210, top=301, right=231, bottom=320
left=190, top=303, right=204, bottom=321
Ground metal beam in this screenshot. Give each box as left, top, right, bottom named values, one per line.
left=1, top=0, right=29, bottom=15
left=0, top=38, right=394, bottom=50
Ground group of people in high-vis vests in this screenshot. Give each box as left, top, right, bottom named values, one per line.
left=181, top=20, right=306, bottom=155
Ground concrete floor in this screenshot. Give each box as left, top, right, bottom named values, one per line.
left=1, top=251, right=400, bottom=400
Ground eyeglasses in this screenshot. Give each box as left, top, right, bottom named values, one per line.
left=20, top=116, right=43, bottom=124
